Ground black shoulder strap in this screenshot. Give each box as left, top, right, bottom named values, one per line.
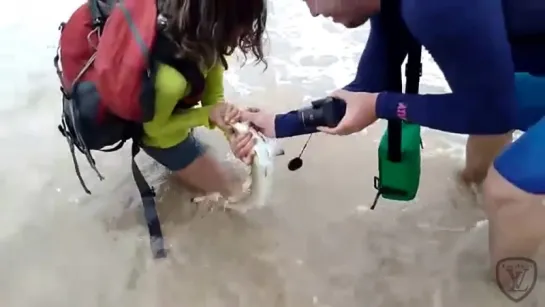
left=502, top=0, right=545, bottom=44
left=88, top=0, right=111, bottom=28
left=382, top=0, right=422, bottom=162
left=508, top=33, right=545, bottom=44
left=404, top=27, right=422, bottom=96
left=152, top=33, right=206, bottom=100
left=131, top=142, right=167, bottom=258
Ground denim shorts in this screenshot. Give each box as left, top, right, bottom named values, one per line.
left=141, top=133, right=205, bottom=171
left=494, top=73, right=545, bottom=194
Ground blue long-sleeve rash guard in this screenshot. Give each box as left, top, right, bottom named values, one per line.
left=275, top=0, right=545, bottom=138
left=352, top=0, right=545, bottom=134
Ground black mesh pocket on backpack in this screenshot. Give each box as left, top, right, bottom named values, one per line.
left=58, top=81, right=133, bottom=193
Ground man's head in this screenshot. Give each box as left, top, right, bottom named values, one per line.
left=303, top=0, right=380, bottom=28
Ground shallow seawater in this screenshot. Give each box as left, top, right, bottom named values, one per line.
left=0, top=0, right=542, bottom=306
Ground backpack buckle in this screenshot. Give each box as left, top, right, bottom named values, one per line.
left=157, top=14, right=168, bottom=31
left=92, top=17, right=105, bottom=30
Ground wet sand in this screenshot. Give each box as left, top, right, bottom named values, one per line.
left=0, top=0, right=544, bottom=306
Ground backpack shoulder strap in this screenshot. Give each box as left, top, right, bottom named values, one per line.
left=88, top=0, right=114, bottom=28
left=131, top=142, right=166, bottom=258
left=152, top=32, right=206, bottom=101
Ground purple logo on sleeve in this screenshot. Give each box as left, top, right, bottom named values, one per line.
left=396, top=102, right=407, bottom=120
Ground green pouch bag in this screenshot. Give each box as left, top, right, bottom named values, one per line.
left=375, top=122, right=421, bottom=202
left=371, top=0, right=423, bottom=209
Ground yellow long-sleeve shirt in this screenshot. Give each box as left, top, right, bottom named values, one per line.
left=142, top=62, right=224, bottom=148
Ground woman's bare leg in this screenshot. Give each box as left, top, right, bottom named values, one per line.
left=143, top=134, right=241, bottom=198
left=173, top=152, right=240, bottom=197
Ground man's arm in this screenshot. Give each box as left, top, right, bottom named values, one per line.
left=345, top=15, right=408, bottom=92
left=375, top=0, right=516, bottom=134
left=274, top=16, right=408, bottom=138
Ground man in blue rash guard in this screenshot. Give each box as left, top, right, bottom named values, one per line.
left=233, top=0, right=545, bottom=282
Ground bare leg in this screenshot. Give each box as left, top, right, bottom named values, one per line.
left=172, top=175, right=206, bottom=195
left=482, top=166, right=545, bottom=282
left=462, top=133, right=513, bottom=185
left=143, top=134, right=242, bottom=198
left=173, top=152, right=241, bottom=198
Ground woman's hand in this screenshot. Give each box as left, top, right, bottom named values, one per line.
left=209, top=102, right=241, bottom=130
left=240, top=108, right=276, bottom=137
left=227, top=107, right=277, bottom=164
left=317, top=90, right=379, bottom=135
left=229, top=132, right=255, bottom=165
left=209, top=103, right=255, bottom=164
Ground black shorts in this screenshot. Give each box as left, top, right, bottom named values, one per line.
left=142, top=133, right=205, bottom=171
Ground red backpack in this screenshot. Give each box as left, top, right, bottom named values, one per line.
left=54, top=0, right=207, bottom=258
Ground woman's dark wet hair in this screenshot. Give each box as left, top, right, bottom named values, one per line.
left=158, top=0, right=267, bottom=68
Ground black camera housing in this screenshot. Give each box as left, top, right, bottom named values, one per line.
left=298, top=97, right=346, bottom=128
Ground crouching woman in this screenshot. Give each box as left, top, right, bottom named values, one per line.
left=141, top=0, right=267, bottom=197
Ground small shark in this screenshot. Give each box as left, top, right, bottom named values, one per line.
left=226, top=122, right=284, bottom=211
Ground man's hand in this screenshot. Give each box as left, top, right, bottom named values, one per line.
left=317, top=90, right=379, bottom=135
left=209, top=102, right=241, bottom=130
left=240, top=107, right=276, bottom=137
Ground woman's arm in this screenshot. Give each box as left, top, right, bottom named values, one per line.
left=143, top=63, right=223, bottom=147
left=201, top=62, right=225, bottom=106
